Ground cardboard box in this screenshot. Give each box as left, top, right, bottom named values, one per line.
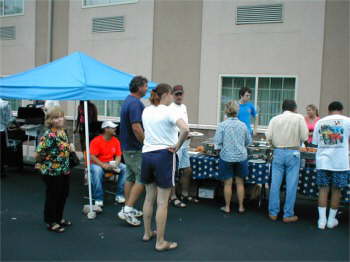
left=198, top=187, right=215, bottom=199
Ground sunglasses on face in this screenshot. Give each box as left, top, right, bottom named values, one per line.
left=174, top=93, right=183, bottom=97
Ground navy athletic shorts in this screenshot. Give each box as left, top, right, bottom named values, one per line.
left=141, top=149, right=178, bottom=188
left=218, top=158, right=249, bottom=180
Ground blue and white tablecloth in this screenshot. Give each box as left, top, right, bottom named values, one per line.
left=190, top=154, right=270, bottom=184
left=190, top=154, right=350, bottom=203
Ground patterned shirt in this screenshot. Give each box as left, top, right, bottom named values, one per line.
left=214, top=117, right=252, bottom=162
left=35, top=128, right=70, bottom=176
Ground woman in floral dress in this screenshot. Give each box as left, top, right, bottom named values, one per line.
left=35, top=107, right=73, bottom=233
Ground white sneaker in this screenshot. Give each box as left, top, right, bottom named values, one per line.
left=95, top=200, right=104, bottom=207
left=118, top=208, right=141, bottom=226
left=115, top=195, right=126, bottom=204
left=327, top=218, right=339, bottom=229
left=318, top=218, right=327, bottom=230
left=118, top=208, right=127, bottom=220
left=131, top=208, right=143, bottom=218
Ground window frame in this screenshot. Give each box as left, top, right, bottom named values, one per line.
left=217, top=74, right=298, bottom=129
left=0, top=0, right=24, bottom=18
left=85, top=100, right=121, bottom=122
left=82, top=0, right=138, bottom=9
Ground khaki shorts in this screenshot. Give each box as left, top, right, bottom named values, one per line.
left=123, top=150, right=143, bottom=184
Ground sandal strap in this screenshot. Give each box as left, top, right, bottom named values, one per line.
left=48, top=223, right=65, bottom=232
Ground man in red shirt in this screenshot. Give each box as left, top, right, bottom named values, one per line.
left=90, top=121, right=126, bottom=207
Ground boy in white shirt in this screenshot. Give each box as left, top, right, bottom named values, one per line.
left=312, top=101, right=350, bottom=229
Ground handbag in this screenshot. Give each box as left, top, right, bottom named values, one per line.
left=64, top=129, right=80, bottom=168
left=69, top=151, right=80, bottom=168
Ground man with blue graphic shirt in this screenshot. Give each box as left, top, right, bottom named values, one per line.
left=118, top=76, right=148, bottom=226
left=238, top=87, right=258, bottom=136
left=312, top=101, right=350, bottom=230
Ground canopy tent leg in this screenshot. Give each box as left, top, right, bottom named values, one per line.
left=72, top=100, right=76, bottom=146
left=84, top=101, right=96, bottom=219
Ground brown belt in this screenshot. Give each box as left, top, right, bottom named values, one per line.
left=274, top=147, right=300, bottom=150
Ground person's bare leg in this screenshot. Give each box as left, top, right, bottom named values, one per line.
left=318, top=187, right=329, bottom=207
left=235, top=177, right=245, bottom=212
left=180, top=168, right=192, bottom=197
left=330, top=187, right=341, bottom=209
left=170, top=187, right=177, bottom=200
left=124, top=181, right=134, bottom=201
left=143, top=183, right=157, bottom=241
left=125, top=183, right=144, bottom=208
left=223, top=178, right=233, bottom=212
left=155, top=187, right=177, bottom=250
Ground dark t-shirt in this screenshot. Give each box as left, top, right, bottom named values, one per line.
left=120, top=95, right=145, bottom=151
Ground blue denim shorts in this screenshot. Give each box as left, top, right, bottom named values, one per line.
left=316, top=170, right=349, bottom=188
left=218, top=159, right=249, bottom=180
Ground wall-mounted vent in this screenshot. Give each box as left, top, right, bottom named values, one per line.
left=236, top=4, right=283, bottom=25
left=92, top=16, right=125, bottom=33
left=0, top=26, right=16, bottom=40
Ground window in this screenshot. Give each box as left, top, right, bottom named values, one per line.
left=220, top=77, right=256, bottom=120
left=0, top=0, right=24, bottom=17
left=220, top=76, right=296, bottom=126
left=83, top=0, right=137, bottom=8
left=91, top=100, right=123, bottom=118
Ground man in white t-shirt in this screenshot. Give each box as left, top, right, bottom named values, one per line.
left=168, top=85, right=199, bottom=207
left=312, top=101, right=350, bottom=230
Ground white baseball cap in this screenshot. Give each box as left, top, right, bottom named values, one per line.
left=101, top=121, right=117, bottom=129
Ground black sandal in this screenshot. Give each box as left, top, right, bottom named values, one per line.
left=47, top=223, right=65, bottom=233
left=170, top=198, right=187, bottom=208
left=59, top=219, right=72, bottom=227
left=181, top=195, right=199, bottom=204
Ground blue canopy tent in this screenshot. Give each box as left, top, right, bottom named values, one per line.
left=0, top=51, right=157, bottom=218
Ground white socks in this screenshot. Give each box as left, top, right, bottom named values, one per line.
left=124, top=205, right=133, bottom=212
left=317, top=207, right=327, bottom=229
left=318, top=207, right=339, bottom=229
left=327, top=208, right=339, bottom=229
left=328, top=208, right=337, bottom=220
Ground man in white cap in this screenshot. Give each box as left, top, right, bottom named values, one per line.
left=169, top=85, right=199, bottom=206
left=89, top=121, right=127, bottom=207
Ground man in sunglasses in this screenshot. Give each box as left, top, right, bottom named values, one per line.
left=168, top=85, right=199, bottom=207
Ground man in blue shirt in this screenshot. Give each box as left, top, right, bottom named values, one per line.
left=118, top=76, right=148, bottom=226
left=238, top=87, right=258, bottom=136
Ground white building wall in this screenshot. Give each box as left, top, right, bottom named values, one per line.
left=68, top=0, right=154, bottom=79
left=198, top=0, right=326, bottom=125
left=0, top=0, right=36, bottom=75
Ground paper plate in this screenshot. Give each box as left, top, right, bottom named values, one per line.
left=189, top=132, right=204, bottom=137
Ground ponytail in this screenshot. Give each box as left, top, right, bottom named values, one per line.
left=149, top=83, right=172, bottom=106
left=150, top=89, right=161, bottom=106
